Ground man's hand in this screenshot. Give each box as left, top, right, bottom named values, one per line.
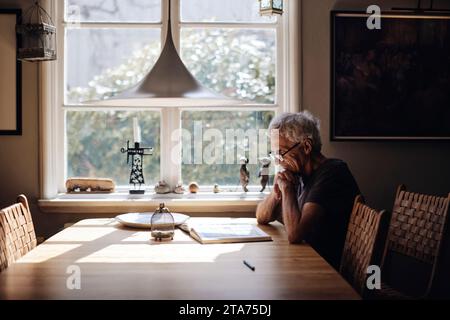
left=276, top=171, right=299, bottom=196
left=273, top=174, right=282, bottom=200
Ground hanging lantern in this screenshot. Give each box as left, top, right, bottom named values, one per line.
left=150, top=203, right=175, bottom=241
left=16, top=1, right=56, bottom=62
left=259, top=0, right=283, bottom=16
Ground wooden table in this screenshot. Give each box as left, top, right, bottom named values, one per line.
left=0, top=218, right=359, bottom=300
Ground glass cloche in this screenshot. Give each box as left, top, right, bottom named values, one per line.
left=150, top=203, right=175, bottom=241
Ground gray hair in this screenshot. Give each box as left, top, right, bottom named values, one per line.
left=269, top=111, right=322, bottom=153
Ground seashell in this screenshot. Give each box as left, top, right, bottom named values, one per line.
left=188, top=182, right=200, bottom=194
left=155, top=180, right=171, bottom=194
left=173, top=181, right=185, bottom=194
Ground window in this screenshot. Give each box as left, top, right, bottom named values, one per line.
left=54, top=0, right=289, bottom=194
left=66, top=110, right=161, bottom=185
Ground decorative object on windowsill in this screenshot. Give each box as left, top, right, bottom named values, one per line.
left=121, top=118, right=153, bottom=194
left=259, top=0, right=283, bottom=16
left=240, top=157, right=250, bottom=193
left=258, top=157, right=271, bottom=192
left=173, top=181, right=185, bottom=194
left=188, top=182, right=200, bottom=194
left=150, top=203, right=175, bottom=241
left=213, top=184, right=221, bottom=194
left=155, top=180, right=171, bottom=194
left=66, top=178, right=115, bottom=193
left=16, top=1, right=56, bottom=62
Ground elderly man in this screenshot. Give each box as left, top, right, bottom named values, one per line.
left=256, top=111, right=360, bottom=270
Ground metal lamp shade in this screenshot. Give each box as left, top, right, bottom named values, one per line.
left=87, top=0, right=245, bottom=108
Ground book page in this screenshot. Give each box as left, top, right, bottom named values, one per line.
left=185, top=222, right=272, bottom=244
left=193, top=223, right=269, bottom=239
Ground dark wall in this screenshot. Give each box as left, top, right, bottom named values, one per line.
left=302, top=0, right=450, bottom=212
left=302, top=0, right=450, bottom=297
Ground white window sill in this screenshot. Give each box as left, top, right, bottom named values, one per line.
left=38, top=191, right=268, bottom=215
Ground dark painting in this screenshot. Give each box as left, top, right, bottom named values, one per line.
left=331, top=12, right=450, bottom=140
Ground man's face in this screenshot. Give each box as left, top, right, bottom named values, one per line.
left=270, top=131, right=304, bottom=174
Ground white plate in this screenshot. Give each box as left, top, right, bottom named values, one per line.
left=115, top=212, right=190, bottom=229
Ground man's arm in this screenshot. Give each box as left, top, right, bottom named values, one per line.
left=256, top=192, right=281, bottom=225
left=278, top=172, right=325, bottom=244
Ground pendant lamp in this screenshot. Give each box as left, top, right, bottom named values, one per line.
left=90, top=0, right=244, bottom=107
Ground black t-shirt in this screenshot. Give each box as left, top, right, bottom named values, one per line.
left=293, top=159, right=360, bottom=270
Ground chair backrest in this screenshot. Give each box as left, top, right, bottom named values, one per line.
left=381, top=185, right=450, bottom=298
left=0, top=195, right=37, bottom=272
left=340, top=195, right=386, bottom=297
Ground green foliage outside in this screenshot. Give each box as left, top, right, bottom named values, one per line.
left=67, top=111, right=161, bottom=186
left=67, top=28, right=276, bottom=188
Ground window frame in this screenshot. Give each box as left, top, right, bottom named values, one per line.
left=40, top=0, right=300, bottom=199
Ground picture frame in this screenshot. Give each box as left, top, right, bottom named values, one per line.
left=0, top=9, right=22, bottom=136
left=330, top=10, right=450, bottom=141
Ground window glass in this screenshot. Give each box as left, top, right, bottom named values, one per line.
left=66, top=28, right=161, bottom=104
left=181, top=28, right=276, bottom=104
left=66, top=110, right=161, bottom=186
left=181, top=0, right=276, bottom=23
left=65, top=0, right=162, bottom=23
left=181, top=111, right=275, bottom=187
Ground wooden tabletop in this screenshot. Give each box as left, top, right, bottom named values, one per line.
left=0, top=218, right=360, bottom=300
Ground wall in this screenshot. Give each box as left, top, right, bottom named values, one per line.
left=0, top=0, right=111, bottom=239
left=0, top=0, right=41, bottom=233
left=302, top=0, right=450, bottom=212
left=0, top=0, right=54, bottom=238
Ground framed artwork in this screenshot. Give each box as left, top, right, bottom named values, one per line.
left=0, top=9, right=21, bottom=135
left=331, top=11, right=450, bottom=141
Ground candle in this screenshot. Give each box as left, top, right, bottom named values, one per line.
left=133, top=117, right=141, bottom=144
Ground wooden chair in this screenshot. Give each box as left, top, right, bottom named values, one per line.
left=340, top=195, right=386, bottom=298
left=377, top=185, right=450, bottom=299
left=0, top=195, right=37, bottom=272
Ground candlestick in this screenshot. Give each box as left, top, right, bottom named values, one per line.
left=133, top=117, right=141, bottom=144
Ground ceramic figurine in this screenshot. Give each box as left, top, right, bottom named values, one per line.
left=189, top=182, right=200, bottom=193
left=240, top=157, right=250, bottom=192
left=173, top=181, right=185, bottom=194
left=213, top=184, right=220, bottom=194
left=155, top=180, right=171, bottom=194
left=258, top=157, right=271, bottom=192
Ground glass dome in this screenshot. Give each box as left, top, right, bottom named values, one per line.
left=150, top=203, right=175, bottom=241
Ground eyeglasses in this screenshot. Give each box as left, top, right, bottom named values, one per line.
left=269, top=135, right=312, bottom=162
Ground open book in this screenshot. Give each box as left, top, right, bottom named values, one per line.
left=179, top=220, right=272, bottom=244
